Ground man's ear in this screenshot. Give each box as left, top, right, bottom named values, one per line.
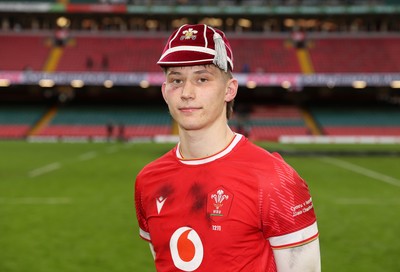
left=225, top=78, right=238, bottom=102
left=161, top=82, right=168, bottom=104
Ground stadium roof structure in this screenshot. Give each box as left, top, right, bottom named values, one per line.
left=0, top=1, right=400, bottom=15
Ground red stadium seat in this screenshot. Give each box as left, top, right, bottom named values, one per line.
left=2, top=33, right=400, bottom=74
left=0, top=125, right=30, bottom=138
left=309, top=37, right=400, bottom=73
left=0, top=34, right=50, bottom=71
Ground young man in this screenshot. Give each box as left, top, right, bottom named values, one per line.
left=135, top=24, right=321, bottom=272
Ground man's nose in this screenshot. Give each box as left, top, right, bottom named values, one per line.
left=180, top=81, right=195, bottom=99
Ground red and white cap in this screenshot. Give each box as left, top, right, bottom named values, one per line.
left=157, top=24, right=234, bottom=72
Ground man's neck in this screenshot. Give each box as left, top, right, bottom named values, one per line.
left=178, top=124, right=235, bottom=159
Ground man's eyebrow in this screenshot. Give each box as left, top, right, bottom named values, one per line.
left=166, top=70, right=182, bottom=76
left=193, top=69, right=213, bottom=75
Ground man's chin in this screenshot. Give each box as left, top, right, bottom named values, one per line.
left=179, top=122, right=204, bottom=132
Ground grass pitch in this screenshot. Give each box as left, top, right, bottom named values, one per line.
left=1, top=141, right=399, bottom=272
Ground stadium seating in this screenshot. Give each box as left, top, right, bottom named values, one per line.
left=231, top=105, right=309, bottom=141
left=0, top=106, right=47, bottom=139
left=35, top=105, right=172, bottom=140
left=2, top=33, right=400, bottom=74
left=308, top=37, right=400, bottom=73
left=229, top=38, right=300, bottom=73
left=311, top=106, right=400, bottom=136
left=56, top=35, right=299, bottom=73
left=57, top=35, right=165, bottom=72
left=0, top=34, right=50, bottom=71
left=0, top=34, right=301, bottom=74
left=1, top=32, right=400, bottom=142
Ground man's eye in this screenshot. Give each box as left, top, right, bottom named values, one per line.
left=171, top=79, right=182, bottom=84
left=199, top=78, right=208, bottom=83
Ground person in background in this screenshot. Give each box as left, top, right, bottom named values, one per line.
left=134, top=24, right=321, bottom=272
left=106, top=121, right=114, bottom=141
left=291, top=26, right=307, bottom=49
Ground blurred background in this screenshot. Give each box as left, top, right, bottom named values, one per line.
left=1, top=1, right=400, bottom=272
left=0, top=0, right=400, bottom=143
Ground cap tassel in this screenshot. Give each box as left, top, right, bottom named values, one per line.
left=212, top=32, right=228, bottom=72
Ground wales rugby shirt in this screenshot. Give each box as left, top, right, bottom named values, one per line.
left=135, top=134, right=318, bottom=272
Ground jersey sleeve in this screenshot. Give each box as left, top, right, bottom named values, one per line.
left=261, top=153, right=318, bottom=249
left=134, top=174, right=151, bottom=242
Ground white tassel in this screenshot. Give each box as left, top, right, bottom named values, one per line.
left=212, top=32, right=228, bottom=72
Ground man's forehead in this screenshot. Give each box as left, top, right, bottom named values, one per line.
left=167, top=65, right=218, bottom=74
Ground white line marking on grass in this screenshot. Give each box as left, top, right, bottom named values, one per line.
left=0, top=197, right=72, bottom=205
left=320, top=157, right=400, bottom=188
left=29, top=162, right=61, bottom=178
left=78, top=151, right=97, bottom=161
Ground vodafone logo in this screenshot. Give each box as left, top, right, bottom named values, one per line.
left=169, top=227, right=204, bottom=271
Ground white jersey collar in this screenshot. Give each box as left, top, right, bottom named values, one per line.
left=176, top=133, right=243, bottom=165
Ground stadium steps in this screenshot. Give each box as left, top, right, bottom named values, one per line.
left=42, top=36, right=79, bottom=72
left=43, top=47, right=64, bottom=72
left=27, top=106, right=58, bottom=136
left=300, top=108, right=322, bottom=135
left=296, top=48, right=315, bottom=74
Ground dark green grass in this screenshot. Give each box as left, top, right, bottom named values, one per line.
left=1, top=141, right=399, bottom=271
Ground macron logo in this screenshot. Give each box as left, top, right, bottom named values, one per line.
left=156, top=196, right=167, bottom=214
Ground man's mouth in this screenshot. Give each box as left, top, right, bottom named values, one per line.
left=179, top=107, right=201, bottom=113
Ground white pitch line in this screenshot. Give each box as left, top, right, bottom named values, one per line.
left=320, top=157, right=400, bottom=188
left=78, top=151, right=98, bottom=161
left=29, top=162, right=61, bottom=178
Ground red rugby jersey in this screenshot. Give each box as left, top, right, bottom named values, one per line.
left=135, top=134, right=318, bottom=272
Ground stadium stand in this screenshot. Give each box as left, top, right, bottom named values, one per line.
left=57, top=35, right=165, bottom=72
left=2, top=32, right=400, bottom=141
left=9, top=103, right=395, bottom=141
left=311, top=106, right=400, bottom=136
left=0, top=34, right=400, bottom=73
left=2, top=33, right=400, bottom=74
left=56, top=36, right=301, bottom=73
left=52, top=35, right=300, bottom=73
left=0, top=34, right=50, bottom=71
left=231, top=105, right=310, bottom=141
left=229, top=38, right=301, bottom=73
left=308, top=37, right=400, bottom=73
left=0, top=33, right=300, bottom=74
left=0, top=105, right=47, bottom=139
left=35, top=105, right=171, bottom=140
